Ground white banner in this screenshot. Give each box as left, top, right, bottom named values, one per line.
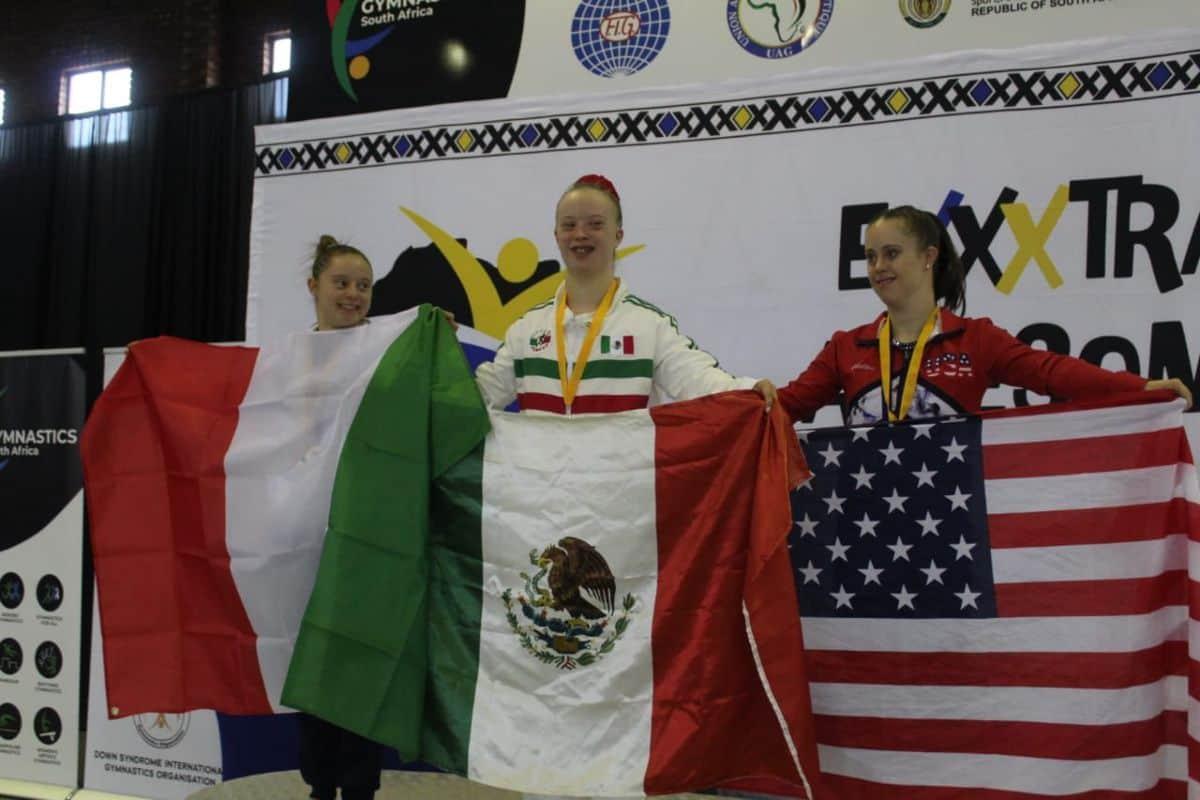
left=0, top=351, right=85, bottom=788
left=508, top=0, right=1199, bottom=97
left=251, top=29, right=1200, bottom=442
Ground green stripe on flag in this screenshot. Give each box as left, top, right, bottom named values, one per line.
left=282, top=305, right=490, bottom=756
left=515, top=356, right=652, bottom=380
left=423, top=443, right=485, bottom=772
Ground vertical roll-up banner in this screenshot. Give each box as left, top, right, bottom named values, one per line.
left=0, top=349, right=85, bottom=791
left=80, top=349, right=224, bottom=800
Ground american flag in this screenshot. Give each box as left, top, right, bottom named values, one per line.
left=789, top=397, right=1200, bottom=799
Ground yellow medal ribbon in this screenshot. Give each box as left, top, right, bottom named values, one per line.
left=878, top=307, right=939, bottom=422
left=555, top=278, right=620, bottom=413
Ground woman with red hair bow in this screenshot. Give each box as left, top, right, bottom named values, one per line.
left=476, top=174, right=775, bottom=413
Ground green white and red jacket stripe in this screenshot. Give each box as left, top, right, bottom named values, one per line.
left=475, top=280, right=756, bottom=414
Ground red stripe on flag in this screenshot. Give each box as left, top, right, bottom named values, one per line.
left=644, top=395, right=815, bottom=796
left=988, top=499, right=1198, bottom=549
left=806, top=642, right=1188, bottom=689
left=982, top=429, right=1186, bottom=480
left=995, top=573, right=1187, bottom=617
left=819, top=773, right=1187, bottom=800
left=815, top=710, right=1188, bottom=759
left=82, top=338, right=272, bottom=716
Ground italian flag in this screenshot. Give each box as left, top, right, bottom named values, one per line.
left=82, top=306, right=488, bottom=718
left=285, top=391, right=819, bottom=797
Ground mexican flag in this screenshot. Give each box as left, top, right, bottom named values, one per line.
left=284, top=391, right=819, bottom=798
left=82, top=306, right=488, bottom=718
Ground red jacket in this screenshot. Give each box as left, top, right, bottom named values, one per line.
left=778, top=309, right=1146, bottom=425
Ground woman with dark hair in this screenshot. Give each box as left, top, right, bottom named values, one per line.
left=775, top=206, right=1191, bottom=425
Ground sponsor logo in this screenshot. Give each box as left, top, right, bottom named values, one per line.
left=0, top=572, right=23, bottom=610
left=571, top=0, right=671, bottom=78
left=33, top=707, right=61, bottom=745
left=529, top=330, right=552, bottom=352
left=133, top=712, right=191, bottom=749
left=0, top=638, right=21, bottom=676
left=501, top=538, right=639, bottom=670
left=327, top=0, right=442, bottom=101
left=726, top=0, right=835, bottom=60
left=899, top=0, right=950, bottom=28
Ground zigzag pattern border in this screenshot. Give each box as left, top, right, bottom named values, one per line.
left=255, top=50, right=1200, bottom=177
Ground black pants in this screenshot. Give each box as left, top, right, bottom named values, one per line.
left=297, top=713, right=383, bottom=800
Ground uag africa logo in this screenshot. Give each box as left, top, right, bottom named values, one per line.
left=571, top=0, right=671, bottom=78
left=502, top=537, right=638, bottom=670
left=726, top=0, right=835, bottom=59
left=327, top=0, right=399, bottom=101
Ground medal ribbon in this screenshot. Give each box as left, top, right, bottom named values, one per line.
left=878, top=307, right=939, bottom=422
left=555, top=278, right=620, bottom=412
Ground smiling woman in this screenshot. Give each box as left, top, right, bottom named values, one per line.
left=308, top=235, right=374, bottom=331
left=474, top=174, right=774, bottom=414
left=773, top=205, right=1192, bottom=425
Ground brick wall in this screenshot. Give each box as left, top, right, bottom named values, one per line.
left=0, top=0, right=292, bottom=126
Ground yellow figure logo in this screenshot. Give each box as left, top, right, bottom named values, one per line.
left=399, top=207, right=645, bottom=340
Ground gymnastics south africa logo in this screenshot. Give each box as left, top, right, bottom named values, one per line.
left=726, top=0, right=835, bottom=59
left=327, top=0, right=438, bottom=101
left=571, top=0, right=671, bottom=78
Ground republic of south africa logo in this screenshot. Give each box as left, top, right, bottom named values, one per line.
left=899, top=0, right=950, bottom=28
left=726, top=0, right=835, bottom=59
left=571, top=0, right=671, bottom=78
left=502, top=537, right=637, bottom=670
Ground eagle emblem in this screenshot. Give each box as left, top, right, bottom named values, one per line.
left=502, top=537, right=638, bottom=670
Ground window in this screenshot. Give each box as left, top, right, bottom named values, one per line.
left=0, top=88, right=6, bottom=125
left=61, top=65, right=132, bottom=115
left=265, top=33, right=292, bottom=75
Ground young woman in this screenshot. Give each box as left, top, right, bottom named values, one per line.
left=475, top=174, right=774, bottom=413
left=299, top=234, right=383, bottom=800
left=775, top=206, right=1191, bottom=425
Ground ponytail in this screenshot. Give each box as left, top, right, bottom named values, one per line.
left=310, top=235, right=370, bottom=280
left=869, top=206, right=966, bottom=314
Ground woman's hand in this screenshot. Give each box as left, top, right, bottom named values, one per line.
left=1145, top=378, right=1193, bottom=409
left=754, top=378, right=777, bottom=413
left=439, top=307, right=459, bottom=332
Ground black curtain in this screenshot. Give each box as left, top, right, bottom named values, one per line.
left=0, top=77, right=287, bottom=352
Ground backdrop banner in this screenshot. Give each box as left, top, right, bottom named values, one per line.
left=252, top=30, right=1200, bottom=446
left=0, top=351, right=85, bottom=787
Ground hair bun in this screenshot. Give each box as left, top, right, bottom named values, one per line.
left=575, top=174, right=620, bottom=204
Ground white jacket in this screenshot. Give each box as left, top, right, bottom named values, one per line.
left=475, top=280, right=755, bottom=413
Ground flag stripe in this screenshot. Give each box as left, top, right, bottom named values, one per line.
left=819, top=773, right=1187, bottom=800
left=806, top=641, right=1188, bottom=689
left=83, top=338, right=269, bottom=715
left=983, top=465, right=1192, bottom=515
left=813, top=710, right=1188, bottom=759
left=995, top=573, right=1187, bottom=617
left=802, top=607, right=1188, bottom=652
left=645, top=397, right=813, bottom=795
left=982, top=429, right=1185, bottom=480
left=423, top=445, right=485, bottom=774
left=988, top=499, right=1198, bottom=548
left=810, top=676, right=1186, bottom=723
left=817, top=744, right=1188, bottom=793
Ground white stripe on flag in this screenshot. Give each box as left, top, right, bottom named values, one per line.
left=811, top=675, right=1186, bottom=723
left=801, top=606, right=1188, bottom=653
left=981, top=401, right=1187, bottom=446
left=817, top=744, right=1187, bottom=792
left=984, top=465, right=1195, bottom=515
left=991, top=534, right=1189, bottom=583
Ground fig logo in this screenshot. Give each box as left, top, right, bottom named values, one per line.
left=600, top=11, right=641, bottom=42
